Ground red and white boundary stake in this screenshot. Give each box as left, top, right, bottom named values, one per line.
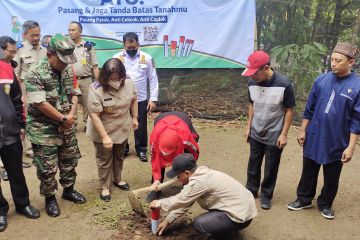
left=151, top=208, right=160, bottom=235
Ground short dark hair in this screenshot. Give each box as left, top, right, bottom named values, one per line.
left=99, top=58, right=126, bottom=91
left=0, top=36, right=16, bottom=50
left=22, top=20, right=40, bottom=33
left=70, top=21, right=83, bottom=32
left=42, top=35, right=52, bottom=40
left=123, top=32, right=139, bottom=43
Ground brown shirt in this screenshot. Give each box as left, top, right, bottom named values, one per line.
left=72, top=40, right=98, bottom=77
left=14, top=41, right=46, bottom=81
left=87, top=79, right=137, bottom=144
left=156, top=166, right=258, bottom=224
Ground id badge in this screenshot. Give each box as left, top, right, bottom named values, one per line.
left=80, top=58, right=87, bottom=65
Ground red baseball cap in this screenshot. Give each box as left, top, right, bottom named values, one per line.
left=242, top=51, right=270, bottom=77
left=159, top=129, right=180, bottom=155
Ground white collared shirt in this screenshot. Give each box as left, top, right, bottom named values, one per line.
left=113, top=50, right=158, bottom=102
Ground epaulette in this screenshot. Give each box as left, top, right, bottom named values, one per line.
left=91, top=81, right=102, bottom=89
left=117, top=55, right=125, bottom=63
left=16, top=42, right=23, bottom=49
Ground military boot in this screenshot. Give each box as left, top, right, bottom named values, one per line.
left=45, top=196, right=60, bottom=217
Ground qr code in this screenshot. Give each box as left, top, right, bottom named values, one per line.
left=143, top=26, right=159, bottom=41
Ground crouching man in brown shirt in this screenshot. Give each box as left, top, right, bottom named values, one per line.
left=149, top=153, right=258, bottom=239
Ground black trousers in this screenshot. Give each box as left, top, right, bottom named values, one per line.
left=193, top=210, right=252, bottom=239
left=246, top=138, right=283, bottom=200
left=126, top=100, right=148, bottom=154
left=296, top=156, right=342, bottom=210
left=0, top=141, right=30, bottom=215
left=151, top=168, right=166, bottom=184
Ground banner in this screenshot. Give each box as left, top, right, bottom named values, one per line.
left=0, top=0, right=256, bottom=68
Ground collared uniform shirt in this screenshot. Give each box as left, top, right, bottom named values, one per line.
left=72, top=40, right=98, bottom=78
left=87, top=79, right=137, bottom=144
left=157, top=166, right=258, bottom=224
left=248, top=71, right=296, bottom=146
left=303, top=72, right=360, bottom=164
left=24, top=57, right=81, bottom=146
left=113, top=50, right=158, bottom=102
left=14, top=41, right=46, bottom=81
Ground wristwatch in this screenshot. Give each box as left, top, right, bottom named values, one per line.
left=61, top=115, right=67, bottom=124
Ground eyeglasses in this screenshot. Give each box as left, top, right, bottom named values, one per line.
left=5, top=49, right=17, bottom=54
left=29, top=34, right=41, bottom=39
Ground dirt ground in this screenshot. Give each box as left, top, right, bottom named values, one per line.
left=1, top=115, right=360, bottom=240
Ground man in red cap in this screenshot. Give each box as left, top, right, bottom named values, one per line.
left=242, top=50, right=295, bottom=210
left=146, top=111, right=199, bottom=202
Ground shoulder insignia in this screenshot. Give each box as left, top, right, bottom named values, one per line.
left=16, top=42, right=24, bottom=49
left=4, top=84, right=11, bottom=95
left=117, top=55, right=125, bottom=63
left=140, top=54, right=147, bottom=64
left=91, top=81, right=102, bottom=89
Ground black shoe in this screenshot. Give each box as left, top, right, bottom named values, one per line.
left=260, top=198, right=272, bottom=210
left=16, top=205, right=40, bottom=219
left=146, top=190, right=162, bottom=203
left=287, top=200, right=312, bottom=211
left=320, top=208, right=335, bottom=220
left=62, top=189, right=86, bottom=204
left=0, top=170, right=8, bottom=181
left=137, top=152, right=148, bottom=162
left=113, top=182, right=130, bottom=191
left=45, top=197, right=60, bottom=217
left=0, top=215, right=7, bottom=232
left=100, top=194, right=111, bottom=202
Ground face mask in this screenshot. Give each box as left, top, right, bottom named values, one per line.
left=109, top=81, right=121, bottom=90
left=126, top=49, right=138, bottom=58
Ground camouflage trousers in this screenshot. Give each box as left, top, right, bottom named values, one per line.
left=32, top=130, right=81, bottom=197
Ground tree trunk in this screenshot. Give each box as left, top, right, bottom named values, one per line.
left=311, top=0, right=325, bottom=42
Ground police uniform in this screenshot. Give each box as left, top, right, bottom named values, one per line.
left=14, top=40, right=46, bottom=92
left=87, top=78, right=137, bottom=190
left=72, top=40, right=98, bottom=124
left=112, top=50, right=158, bottom=156
left=25, top=57, right=82, bottom=197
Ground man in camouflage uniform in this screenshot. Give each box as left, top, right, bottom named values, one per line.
left=25, top=34, right=86, bottom=218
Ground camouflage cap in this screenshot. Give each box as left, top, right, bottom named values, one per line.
left=49, top=33, right=77, bottom=64
left=333, top=42, right=359, bottom=59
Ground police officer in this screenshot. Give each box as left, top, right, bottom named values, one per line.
left=113, top=32, right=159, bottom=162
left=87, top=58, right=138, bottom=201
left=24, top=34, right=86, bottom=218
left=68, top=21, right=100, bottom=130
left=0, top=48, right=40, bottom=232
left=14, top=20, right=46, bottom=162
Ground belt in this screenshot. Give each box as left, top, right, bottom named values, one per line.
left=77, top=75, right=92, bottom=80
